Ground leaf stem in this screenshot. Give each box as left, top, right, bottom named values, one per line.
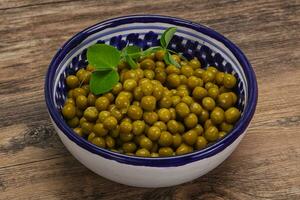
left=167, top=49, right=187, bottom=61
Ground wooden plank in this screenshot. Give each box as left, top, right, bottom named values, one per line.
left=0, top=132, right=299, bottom=200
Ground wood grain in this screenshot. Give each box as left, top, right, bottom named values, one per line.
left=0, top=0, right=300, bottom=199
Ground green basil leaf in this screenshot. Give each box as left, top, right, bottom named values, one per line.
left=168, top=49, right=187, bottom=61
left=142, top=46, right=163, bottom=56
left=87, top=44, right=121, bottom=70
left=125, top=55, right=138, bottom=69
left=90, top=70, right=119, bottom=95
left=160, top=27, right=177, bottom=48
left=123, top=45, right=141, bottom=57
left=163, top=52, right=172, bottom=65
left=164, top=52, right=181, bottom=68
left=94, top=67, right=116, bottom=71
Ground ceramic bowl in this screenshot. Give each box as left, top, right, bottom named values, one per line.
left=45, top=15, right=258, bottom=187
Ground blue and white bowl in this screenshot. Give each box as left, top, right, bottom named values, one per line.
left=45, top=15, right=258, bottom=187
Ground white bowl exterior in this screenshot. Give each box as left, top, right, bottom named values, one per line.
left=51, top=117, right=245, bottom=188
left=47, top=18, right=255, bottom=187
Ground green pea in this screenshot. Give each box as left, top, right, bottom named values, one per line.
left=158, top=131, right=173, bottom=147
left=210, top=107, right=225, bottom=125
left=136, top=148, right=151, bottom=157
left=225, top=107, right=241, bottom=123
left=202, top=97, right=216, bottom=111
left=223, top=74, right=237, bottom=88
left=204, top=126, right=219, bottom=142
left=182, top=130, right=198, bottom=145
left=176, top=143, right=193, bottom=155
left=92, top=137, right=106, bottom=148
left=195, top=136, right=207, bottom=150
left=158, top=147, right=174, bottom=157
left=122, top=142, right=137, bottom=153
left=62, top=104, right=76, bottom=119
left=139, top=137, right=153, bottom=150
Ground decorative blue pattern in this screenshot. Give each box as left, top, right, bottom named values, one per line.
left=56, top=31, right=246, bottom=113
left=45, top=15, right=257, bottom=167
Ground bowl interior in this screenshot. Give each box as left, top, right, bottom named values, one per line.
left=54, top=26, right=246, bottom=115
left=46, top=15, right=256, bottom=166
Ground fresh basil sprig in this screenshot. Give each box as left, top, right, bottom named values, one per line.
left=87, top=27, right=182, bottom=95
left=87, top=44, right=121, bottom=69
left=159, top=27, right=181, bottom=68
left=160, top=27, right=177, bottom=48
left=87, top=44, right=120, bottom=94
left=90, top=70, right=119, bottom=95
left=121, top=45, right=141, bottom=69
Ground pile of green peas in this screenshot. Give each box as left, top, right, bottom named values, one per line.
left=62, top=50, right=241, bottom=157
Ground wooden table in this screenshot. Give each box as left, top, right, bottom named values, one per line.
left=1, top=0, right=299, bottom=199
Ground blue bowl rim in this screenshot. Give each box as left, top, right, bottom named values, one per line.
left=45, top=14, right=258, bottom=167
